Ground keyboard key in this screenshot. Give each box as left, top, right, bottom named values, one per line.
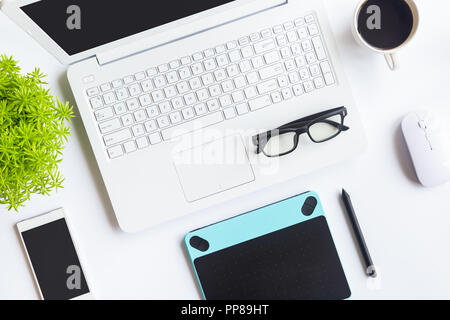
left=171, top=97, right=184, bottom=109
left=126, top=98, right=140, bottom=111
left=170, top=60, right=181, bottom=69
left=134, top=72, right=146, bottom=81
left=308, top=23, right=319, bottom=36
left=324, top=72, right=335, bottom=85
left=234, top=76, right=247, bottom=89
left=95, top=107, right=114, bottom=121
left=294, top=17, right=305, bottom=26
left=264, top=51, right=280, bottom=64
left=182, top=107, right=195, bottom=120
left=159, top=101, right=172, bottom=114
left=244, top=86, right=257, bottom=99
left=285, top=59, right=297, bottom=71
left=103, top=129, right=132, bottom=146
left=164, top=86, right=177, bottom=99
left=298, top=27, right=308, bottom=39
left=219, top=95, right=232, bottom=107
left=144, top=120, right=158, bottom=132
left=241, top=46, right=254, bottom=59
left=146, top=105, right=159, bottom=118
left=149, top=132, right=162, bottom=145
left=301, top=40, right=313, bottom=52
left=100, top=83, right=112, bottom=92
left=236, top=103, right=249, bottom=115
left=310, top=64, right=321, bottom=77
left=271, top=91, right=282, bottom=103
left=194, top=103, right=207, bottom=116
left=312, top=36, right=327, bottom=60
left=158, top=64, right=169, bottom=73
left=99, top=118, right=121, bottom=134
left=152, top=90, right=165, bottom=103
left=123, top=76, right=134, bottom=84
left=281, top=87, right=293, bottom=99
left=166, top=71, right=179, bottom=84
left=154, top=75, right=166, bottom=88
left=193, top=52, right=203, bottom=61
left=87, top=87, right=99, bottom=97
left=134, top=109, right=147, bottom=122
left=132, top=124, right=145, bottom=137
left=273, top=25, right=283, bottom=34
left=108, top=145, right=124, bottom=159
left=103, top=92, right=116, bottom=105
left=146, top=68, right=157, bottom=77
left=136, top=136, right=149, bottom=149
left=181, top=56, right=191, bottom=65
left=141, top=79, right=153, bottom=92
left=259, top=63, right=283, bottom=80
left=229, top=50, right=241, bottom=63
left=239, top=37, right=249, bottom=46
left=112, top=80, right=123, bottom=88
left=204, top=49, right=215, bottom=57
left=179, top=67, right=191, bottom=80
left=114, top=102, right=127, bottom=115
left=206, top=99, right=220, bottom=112
left=314, top=77, right=325, bottom=88
left=184, top=93, right=197, bottom=105
left=161, top=112, right=224, bottom=141
left=232, top=90, right=245, bottom=103
left=306, top=52, right=317, bottom=64
left=257, top=79, right=278, bottom=94
left=138, top=94, right=152, bottom=107
left=124, top=141, right=137, bottom=153
left=128, top=84, right=142, bottom=96
left=293, top=84, right=304, bottom=96
left=116, top=87, right=129, bottom=100
left=303, top=81, right=315, bottom=92
left=216, top=54, right=229, bottom=67
left=157, top=115, right=170, bottom=128
left=90, top=96, right=103, bottom=109
left=223, top=107, right=237, bottom=119
left=121, top=114, right=134, bottom=126
left=250, top=33, right=261, bottom=42
left=249, top=95, right=272, bottom=111
left=169, top=111, right=183, bottom=124
left=305, top=14, right=315, bottom=24
left=191, top=63, right=204, bottom=75
left=261, top=28, right=272, bottom=38
left=254, top=39, right=276, bottom=54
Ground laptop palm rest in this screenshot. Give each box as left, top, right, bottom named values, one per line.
left=173, top=135, right=255, bottom=202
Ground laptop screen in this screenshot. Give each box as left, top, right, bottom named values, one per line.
left=21, top=0, right=237, bottom=56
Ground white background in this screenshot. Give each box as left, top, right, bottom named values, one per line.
left=1, top=0, right=450, bottom=299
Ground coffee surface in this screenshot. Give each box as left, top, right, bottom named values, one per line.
left=357, top=0, right=414, bottom=50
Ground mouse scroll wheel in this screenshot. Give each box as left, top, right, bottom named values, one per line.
left=418, top=120, right=428, bottom=130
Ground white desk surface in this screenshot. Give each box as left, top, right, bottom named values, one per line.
left=1, top=0, right=450, bottom=300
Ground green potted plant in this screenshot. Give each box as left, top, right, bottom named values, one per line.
left=0, top=54, right=74, bottom=211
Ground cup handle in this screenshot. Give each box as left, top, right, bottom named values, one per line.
left=384, top=53, right=399, bottom=71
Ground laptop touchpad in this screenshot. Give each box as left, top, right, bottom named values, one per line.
left=173, top=135, right=255, bottom=202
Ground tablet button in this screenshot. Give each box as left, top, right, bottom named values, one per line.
left=301, top=196, right=317, bottom=216
left=190, top=236, right=210, bottom=252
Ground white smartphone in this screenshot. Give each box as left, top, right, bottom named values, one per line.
left=17, top=208, right=93, bottom=300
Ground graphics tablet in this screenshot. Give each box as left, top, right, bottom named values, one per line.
left=185, top=191, right=351, bottom=300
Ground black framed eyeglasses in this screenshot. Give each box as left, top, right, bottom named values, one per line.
left=252, top=107, right=350, bottom=157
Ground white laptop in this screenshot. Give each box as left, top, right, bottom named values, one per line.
left=3, top=0, right=366, bottom=232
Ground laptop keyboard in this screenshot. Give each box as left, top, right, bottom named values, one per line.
left=85, top=13, right=336, bottom=159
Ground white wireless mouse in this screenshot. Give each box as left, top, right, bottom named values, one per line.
left=402, top=111, right=450, bottom=187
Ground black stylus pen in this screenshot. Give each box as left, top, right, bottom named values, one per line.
left=341, top=189, right=377, bottom=278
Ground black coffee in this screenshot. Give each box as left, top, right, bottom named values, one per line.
left=357, top=0, right=414, bottom=50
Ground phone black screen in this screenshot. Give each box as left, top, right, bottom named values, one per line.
left=21, top=218, right=89, bottom=300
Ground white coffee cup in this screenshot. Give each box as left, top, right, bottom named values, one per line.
left=352, top=0, right=419, bottom=71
